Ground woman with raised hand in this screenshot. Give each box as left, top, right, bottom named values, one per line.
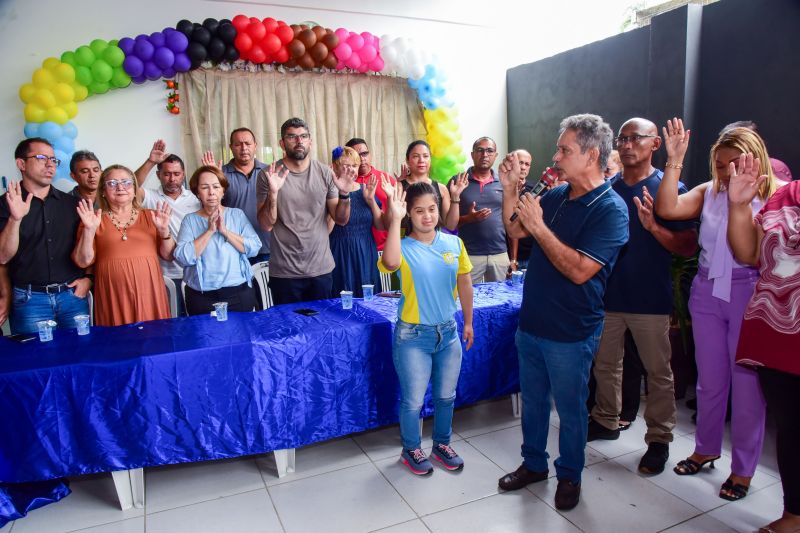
left=174, top=166, right=262, bottom=315
left=727, top=153, right=800, bottom=533
left=72, top=165, right=174, bottom=326
left=379, top=177, right=474, bottom=476
left=655, top=119, right=779, bottom=502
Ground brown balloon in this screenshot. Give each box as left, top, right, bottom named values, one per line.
left=298, top=53, right=315, bottom=69
left=290, top=24, right=302, bottom=34
left=322, top=54, right=338, bottom=69
left=311, top=25, right=326, bottom=41
left=285, top=58, right=298, bottom=68
left=309, top=42, right=328, bottom=62
left=298, top=28, right=317, bottom=48
left=321, top=32, right=339, bottom=49
left=288, top=39, right=306, bottom=59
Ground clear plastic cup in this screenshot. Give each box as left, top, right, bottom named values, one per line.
left=511, top=271, right=524, bottom=286
left=36, top=320, right=56, bottom=342
left=213, top=301, right=228, bottom=321
left=341, top=290, right=353, bottom=310
left=74, top=314, right=91, bottom=335
left=520, top=269, right=527, bottom=281
left=362, top=284, right=374, bottom=301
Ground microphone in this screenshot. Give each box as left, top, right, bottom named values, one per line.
left=510, top=167, right=559, bottom=222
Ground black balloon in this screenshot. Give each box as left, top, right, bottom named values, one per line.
left=192, top=27, right=211, bottom=46
left=219, top=18, right=231, bottom=26
left=176, top=19, right=194, bottom=37
left=223, top=45, right=239, bottom=62
left=186, top=41, right=208, bottom=63
left=202, top=18, right=219, bottom=35
left=218, top=23, right=237, bottom=44
left=207, top=37, right=225, bottom=61
left=193, top=22, right=202, bottom=32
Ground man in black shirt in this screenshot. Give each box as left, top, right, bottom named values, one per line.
left=0, top=137, right=90, bottom=334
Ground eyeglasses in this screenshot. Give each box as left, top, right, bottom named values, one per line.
left=284, top=133, right=311, bottom=142
left=357, top=151, right=369, bottom=158
left=25, top=154, right=61, bottom=166
left=615, top=134, right=657, bottom=146
left=474, top=147, right=496, bottom=155
left=105, top=179, right=134, bottom=189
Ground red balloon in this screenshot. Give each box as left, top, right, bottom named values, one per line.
left=235, top=32, right=253, bottom=52
left=263, top=17, right=278, bottom=33
left=250, top=45, right=266, bottom=63
left=232, top=14, right=249, bottom=31
left=274, top=47, right=289, bottom=63
left=248, top=21, right=266, bottom=41
left=276, top=25, right=294, bottom=44
left=262, top=33, right=281, bottom=53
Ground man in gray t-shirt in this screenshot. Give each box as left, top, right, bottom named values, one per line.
left=256, top=117, right=354, bottom=304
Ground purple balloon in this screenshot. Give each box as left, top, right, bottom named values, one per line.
left=132, top=74, right=147, bottom=84
left=149, top=31, right=165, bottom=48
left=144, top=61, right=162, bottom=80
left=165, top=30, right=189, bottom=53
left=154, top=47, right=175, bottom=69
left=135, top=34, right=149, bottom=43
left=122, top=55, right=144, bottom=77
left=173, top=52, right=191, bottom=72
left=134, top=39, right=155, bottom=61
left=162, top=67, right=176, bottom=79
left=118, top=37, right=135, bottom=55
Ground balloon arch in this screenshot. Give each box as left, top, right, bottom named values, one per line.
left=18, top=15, right=467, bottom=186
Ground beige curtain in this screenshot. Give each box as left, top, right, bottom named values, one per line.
left=178, top=68, right=425, bottom=175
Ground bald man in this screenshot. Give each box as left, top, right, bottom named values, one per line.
left=508, top=149, right=532, bottom=274
left=588, top=117, right=698, bottom=475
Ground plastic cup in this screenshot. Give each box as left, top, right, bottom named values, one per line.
left=74, top=314, right=91, bottom=335
left=511, top=271, right=524, bottom=286
left=36, top=320, right=56, bottom=342
left=213, top=301, right=228, bottom=321
left=341, top=290, right=353, bottom=310
left=362, top=284, right=374, bottom=301
left=520, top=269, right=527, bottom=281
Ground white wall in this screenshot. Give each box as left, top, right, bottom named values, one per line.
left=0, top=0, right=633, bottom=187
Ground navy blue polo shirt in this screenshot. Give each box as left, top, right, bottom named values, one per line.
left=519, top=180, right=629, bottom=342
left=604, top=171, right=696, bottom=314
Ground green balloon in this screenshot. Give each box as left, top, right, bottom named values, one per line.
left=110, top=67, right=131, bottom=88
left=89, top=81, right=110, bottom=95
left=109, top=39, right=119, bottom=47
left=90, top=39, right=109, bottom=56
left=91, top=60, right=113, bottom=83
left=60, top=51, right=77, bottom=67
left=103, top=46, right=125, bottom=68
left=74, top=65, right=93, bottom=87
left=75, top=46, right=96, bottom=67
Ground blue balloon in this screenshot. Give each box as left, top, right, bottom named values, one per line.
left=54, top=136, right=75, bottom=155
left=24, top=122, right=40, bottom=138
left=62, top=121, right=79, bottom=139
left=407, top=77, right=420, bottom=90
left=54, top=149, right=70, bottom=178
left=39, top=122, right=62, bottom=143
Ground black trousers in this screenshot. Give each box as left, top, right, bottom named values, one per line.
left=184, top=282, right=256, bottom=316
left=269, top=273, right=333, bottom=306
left=758, top=366, right=800, bottom=515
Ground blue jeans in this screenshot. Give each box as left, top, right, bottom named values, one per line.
left=516, top=325, right=602, bottom=482
left=392, top=319, right=462, bottom=450
left=10, top=287, right=90, bottom=335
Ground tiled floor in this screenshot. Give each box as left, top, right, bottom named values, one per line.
left=3, top=397, right=782, bottom=533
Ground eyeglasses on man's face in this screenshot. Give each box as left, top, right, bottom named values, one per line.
left=26, top=154, right=61, bottom=167
left=284, top=133, right=311, bottom=142
left=105, top=179, right=134, bottom=189
left=615, top=134, right=657, bottom=146
left=474, top=147, right=496, bottom=155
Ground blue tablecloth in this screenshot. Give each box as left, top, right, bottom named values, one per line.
left=0, top=282, right=523, bottom=524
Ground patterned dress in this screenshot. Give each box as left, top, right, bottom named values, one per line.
left=329, top=188, right=381, bottom=298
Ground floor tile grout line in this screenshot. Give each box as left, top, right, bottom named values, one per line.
left=143, top=486, right=266, bottom=517
left=65, top=515, right=143, bottom=533
left=366, top=453, right=426, bottom=523
left=257, top=457, right=289, bottom=533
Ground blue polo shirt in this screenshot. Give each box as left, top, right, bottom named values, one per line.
left=604, top=171, right=696, bottom=314
left=519, top=181, right=629, bottom=342
left=222, top=159, right=270, bottom=256
left=449, top=168, right=507, bottom=255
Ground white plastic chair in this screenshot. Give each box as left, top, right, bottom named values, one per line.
left=251, top=261, right=273, bottom=310
left=162, top=276, right=178, bottom=318
left=377, top=251, right=392, bottom=292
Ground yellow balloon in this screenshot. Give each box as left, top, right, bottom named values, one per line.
left=53, top=63, right=76, bottom=83
left=45, top=106, right=69, bottom=125
left=32, top=68, right=56, bottom=88
left=53, top=83, right=75, bottom=104
left=18, top=83, right=36, bottom=103
left=42, top=57, right=61, bottom=71
left=24, top=103, right=46, bottom=123
left=63, top=101, right=78, bottom=119
left=72, top=83, right=88, bottom=102
left=33, top=89, right=57, bottom=109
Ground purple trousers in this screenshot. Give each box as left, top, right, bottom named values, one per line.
left=688, top=267, right=765, bottom=476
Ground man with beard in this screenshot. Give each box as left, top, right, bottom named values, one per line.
left=256, top=117, right=354, bottom=304
left=69, top=150, right=102, bottom=207
left=449, top=137, right=508, bottom=283
left=134, top=140, right=201, bottom=316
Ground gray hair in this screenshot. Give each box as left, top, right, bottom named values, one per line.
left=558, top=114, right=613, bottom=171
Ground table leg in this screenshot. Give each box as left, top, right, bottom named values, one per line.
left=511, top=393, right=522, bottom=418
left=274, top=449, right=296, bottom=478
left=111, top=468, right=145, bottom=510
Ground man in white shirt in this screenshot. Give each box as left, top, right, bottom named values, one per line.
left=134, top=140, right=201, bottom=315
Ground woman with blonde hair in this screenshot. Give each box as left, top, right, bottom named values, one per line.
left=73, top=165, right=174, bottom=326
left=655, top=120, right=779, bottom=501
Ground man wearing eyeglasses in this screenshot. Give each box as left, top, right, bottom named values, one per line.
left=588, top=117, right=698, bottom=475
left=0, top=137, right=90, bottom=334
left=256, top=117, right=353, bottom=305
left=345, top=137, right=395, bottom=251
left=449, top=137, right=509, bottom=283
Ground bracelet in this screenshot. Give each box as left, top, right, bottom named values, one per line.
left=510, top=259, right=518, bottom=265
left=665, top=161, right=684, bottom=169
left=451, top=199, right=460, bottom=203
left=338, top=193, right=351, bottom=200
left=160, top=233, right=171, bottom=240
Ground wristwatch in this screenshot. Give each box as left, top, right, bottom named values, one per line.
left=338, top=193, right=351, bottom=200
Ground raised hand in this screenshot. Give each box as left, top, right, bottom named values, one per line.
left=394, top=163, right=410, bottom=182
left=265, top=162, right=290, bottom=194
left=201, top=150, right=222, bottom=168
left=76, top=198, right=102, bottom=231
left=662, top=118, right=691, bottom=161
left=149, top=140, right=168, bottom=164
left=498, top=152, right=521, bottom=192
left=333, top=163, right=357, bottom=194
left=728, top=152, right=766, bottom=206
left=4, top=181, right=33, bottom=221
left=362, top=175, right=378, bottom=204
left=449, top=172, right=468, bottom=199
left=389, top=186, right=407, bottom=221
left=380, top=174, right=395, bottom=200
left=152, top=201, right=173, bottom=237
left=632, top=186, right=657, bottom=232
left=464, top=201, right=491, bottom=224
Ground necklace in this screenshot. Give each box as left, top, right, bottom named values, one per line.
left=107, top=208, right=137, bottom=241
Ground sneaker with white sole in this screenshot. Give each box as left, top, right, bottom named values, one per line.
left=400, top=448, right=434, bottom=476
left=431, top=443, right=464, bottom=471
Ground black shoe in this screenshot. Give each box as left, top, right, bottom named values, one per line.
left=498, top=464, right=549, bottom=491
left=587, top=417, right=619, bottom=442
left=638, top=442, right=669, bottom=475
left=554, top=479, right=581, bottom=510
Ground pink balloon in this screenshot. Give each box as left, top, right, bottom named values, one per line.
left=345, top=53, right=361, bottom=69
left=360, top=32, right=374, bottom=46
left=359, top=44, right=377, bottom=63
left=335, top=28, right=349, bottom=41
left=369, top=56, right=385, bottom=72
left=357, top=62, right=369, bottom=73
left=334, top=42, right=352, bottom=61
left=335, top=59, right=345, bottom=70
left=347, top=32, right=364, bottom=51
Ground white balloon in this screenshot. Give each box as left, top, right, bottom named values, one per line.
left=408, top=62, right=426, bottom=80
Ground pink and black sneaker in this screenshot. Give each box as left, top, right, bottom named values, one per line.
left=400, top=448, right=434, bottom=476
left=431, top=443, right=464, bottom=471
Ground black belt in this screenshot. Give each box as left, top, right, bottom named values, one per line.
left=15, top=282, right=73, bottom=294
